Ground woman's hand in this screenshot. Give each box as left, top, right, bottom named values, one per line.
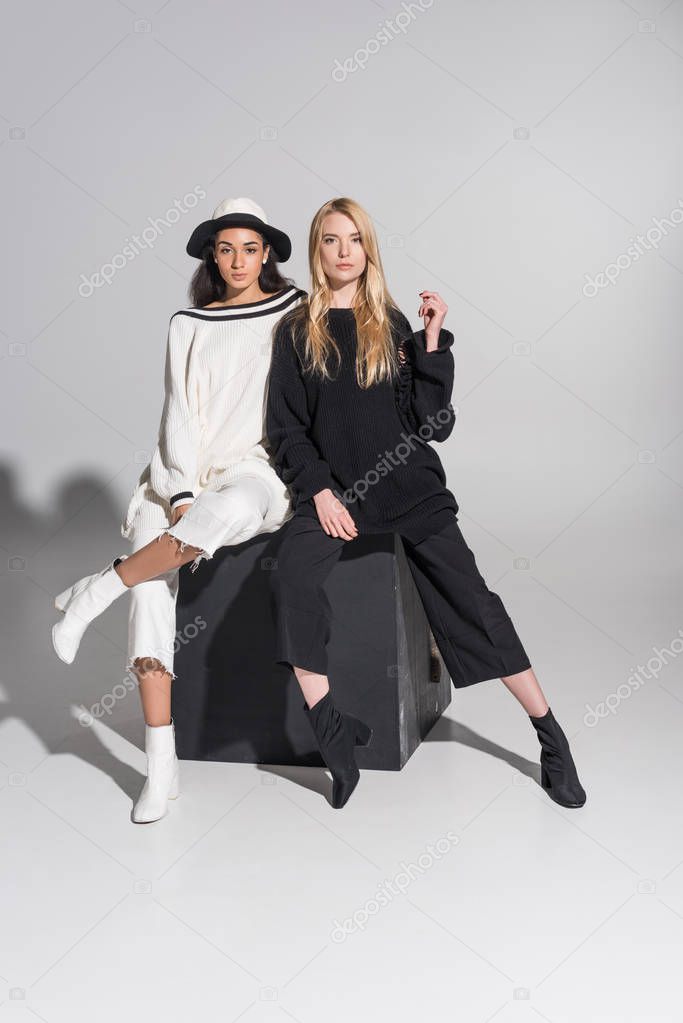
left=170, top=502, right=193, bottom=526
left=313, top=489, right=358, bottom=541
left=418, top=290, right=448, bottom=349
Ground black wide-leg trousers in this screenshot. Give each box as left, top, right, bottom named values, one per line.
left=271, top=512, right=532, bottom=688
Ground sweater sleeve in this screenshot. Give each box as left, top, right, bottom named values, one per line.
left=149, top=313, right=201, bottom=509
left=265, top=318, right=336, bottom=503
left=394, top=311, right=456, bottom=443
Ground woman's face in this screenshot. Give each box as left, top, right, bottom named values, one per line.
left=213, top=228, right=269, bottom=291
left=319, top=212, right=367, bottom=290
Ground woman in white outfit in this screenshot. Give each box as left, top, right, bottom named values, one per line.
left=52, top=197, right=305, bottom=823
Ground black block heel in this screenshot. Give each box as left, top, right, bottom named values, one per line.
left=349, top=717, right=373, bottom=747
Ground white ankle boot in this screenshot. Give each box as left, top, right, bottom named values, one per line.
left=54, top=554, right=128, bottom=613
left=52, top=557, right=129, bottom=664
left=132, top=719, right=180, bottom=823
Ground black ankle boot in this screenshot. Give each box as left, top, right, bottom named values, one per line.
left=304, top=692, right=373, bottom=809
left=529, top=706, right=586, bottom=808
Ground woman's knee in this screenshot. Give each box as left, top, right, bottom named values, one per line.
left=191, top=489, right=265, bottom=543
left=271, top=562, right=321, bottom=609
left=229, top=492, right=266, bottom=534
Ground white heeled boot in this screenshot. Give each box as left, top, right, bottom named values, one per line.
left=132, top=718, right=180, bottom=823
left=52, top=557, right=129, bottom=664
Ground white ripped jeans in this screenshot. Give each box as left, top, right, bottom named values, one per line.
left=126, top=476, right=271, bottom=680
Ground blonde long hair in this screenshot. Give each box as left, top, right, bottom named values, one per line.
left=288, top=197, right=403, bottom=388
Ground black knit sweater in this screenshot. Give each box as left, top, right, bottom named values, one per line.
left=265, top=306, right=459, bottom=544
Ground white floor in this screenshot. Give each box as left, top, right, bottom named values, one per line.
left=3, top=541, right=683, bottom=1023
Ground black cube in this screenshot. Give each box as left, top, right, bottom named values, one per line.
left=172, top=528, right=451, bottom=770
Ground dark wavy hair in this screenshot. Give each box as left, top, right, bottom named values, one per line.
left=188, top=230, right=295, bottom=307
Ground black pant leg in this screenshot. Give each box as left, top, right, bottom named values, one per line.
left=402, top=519, right=532, bottom=687
left=271, top=513, right=346, bottom=674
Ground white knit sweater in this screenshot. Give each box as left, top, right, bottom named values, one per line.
left=121, top=285, right=306, bottom=539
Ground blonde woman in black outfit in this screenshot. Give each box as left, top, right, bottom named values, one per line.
left=266, top=197, right=586, bottom=811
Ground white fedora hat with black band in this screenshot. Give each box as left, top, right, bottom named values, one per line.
left=186, top=197, right=292, bottom=262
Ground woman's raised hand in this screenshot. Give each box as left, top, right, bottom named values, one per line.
left=418, top=290, right=448, bottom=346
left=313, top=489, right=358, bottom=541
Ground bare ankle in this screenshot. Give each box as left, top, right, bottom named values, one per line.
left=293, top=666, right=330, bottom=709
left=133, top=656, right=171, bottom=677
